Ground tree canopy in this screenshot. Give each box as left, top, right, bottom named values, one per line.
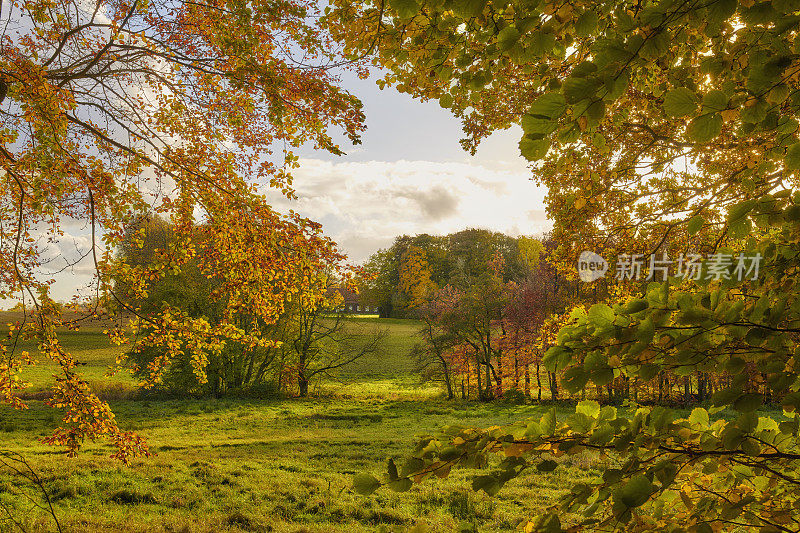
left=329, top=0, right=800, bottom=530
left=1, top=0, right=364, bottom=460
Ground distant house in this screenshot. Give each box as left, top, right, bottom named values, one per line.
left=331, top=287, right=377, bottom=314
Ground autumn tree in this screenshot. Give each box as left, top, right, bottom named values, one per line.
left=361, top=229, right=538, bottom=317
left=116, top=215, right=298, bottom=397
left=0, top=0, right=366, bottom=459
left=411, top=285, right=461, bottom=399
left=398, top=244, right=438, bottom=310
left=502, top=262, right=562, bottom=399
left=333, top=0, right=800, bottom=530
left=283, top=285, right=387, bottom=397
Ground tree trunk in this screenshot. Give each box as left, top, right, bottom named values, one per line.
left=524, top=364, right=530, bottom=397
left=698, top=373, right=707, bottom=401
left=298, top=350, right=308, bottom=397
left=483, top=360, right=492, bottom=401
left=474, top=359, right=483, bottom=401
left=443, top=366, right=454, bottom=400
left=684, top=376, right=691, bottom=403
left=536, top=362, right=542, bottom=401
left=548, top=371, right=558, bottom=400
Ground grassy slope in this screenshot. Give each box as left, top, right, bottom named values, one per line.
left=0, top=317, right=599, bottom=532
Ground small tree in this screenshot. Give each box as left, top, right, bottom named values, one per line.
left=286, top=288, right=387, bottom=397
left=412, top=286, right=462, bottom=400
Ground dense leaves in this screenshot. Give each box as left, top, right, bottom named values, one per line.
left=0, top=0, right=365, bottom=459
left=325, top=0, right=800, bottom=264
left=328, top=0, right=800, bottom=529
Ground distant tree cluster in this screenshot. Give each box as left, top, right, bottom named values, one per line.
left=359, top=229, right=547, bottom=317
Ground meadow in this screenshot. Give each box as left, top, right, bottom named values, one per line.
left=0, top=316, right=599, bottom=533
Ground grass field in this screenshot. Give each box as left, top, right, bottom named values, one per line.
left=0, top=316, right=601, bottom=532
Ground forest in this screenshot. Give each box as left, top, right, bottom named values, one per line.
left=3, top=0, right=800, bottom=531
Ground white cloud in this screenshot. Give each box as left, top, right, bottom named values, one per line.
left=268, top=158, right=551, bottom=263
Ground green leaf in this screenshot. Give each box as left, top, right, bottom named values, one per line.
left=439, top=447, right=461, bottom=462
left=575, top=10, right=598, bottom=37
left=497, top=26, right=521, bottom=51
left=688, top=113, right=723, bottom=142
left=534, top=514, right=562, bottom=533
left=472, top=475, right=501, bottom=496
left=572, top=61, right=597, bottom=78
left=741, top=99, right=768, bottom=123
left=439, top=94, right=454, bottom=108
left=786, top=204, right=800, bottom=220
left=663, top=88, right=698, bottom=117
left=708, top=0, right=737, bottom=22
left=519, top=135, right=550, bottom=161
left=687, top=215, right=704, bottom=235
left=540, top=408, right=556, bottom=435
left=387, top=477, right=413, bottom=492
left=528, top=92, right=566, bottom=119
left=728, top=216, right=752, bottom=239
left=591, top=366, right=614, bottom=386
left=782, top=391, right=800, bottom=412
left=568, top=412, right=592, bottom=433
left=537, top=459, right=558, bottom=472
left=563, top=366, right=589, bottom=393
left=577, top=400, right=601, bottom=418
left=588, top=303, right=614, bottom=325
left=721, top=425, right=744, bottom=450
left=713, top=385, right=743, bottom=407
left=388, top=0, right=419, bottom=19
left=785, top=142, right=800, bottom=170
left=400, top=457, right=425, bottom=477
left=563, top=77, right=597, bottom=104
left=640, top=31, right=669, bottom=60
left=621, top=299, right=648, bottom=314
left=528, top=30, right=556, bottom=55
left=757, top=416, right=779, bottom=432
left=639, top=363, right=659, bottom=380
left=635, top=317, right=655, bottom=344
left=727, top=199, right=757, bottom=223
left=650, top=406, right=674, bottom=430
left=589, top=423, right=613, bottom=445
left=614, top=475, right=654, bottom=509
left=702, top=89, right=729, bottom=112
left=586, top=99, right=605, bottom=121
left=689, top=408, right=710, bottom=426
left=353, top=473, right=381, bottom=495
left=451, top=0, right=486, bottom=18
left=521, top=114, right=558, bottom=135
left=733, top=392, right=763, bottom=412
left=387, top=458, right=399, bottom=480
left=774, top=0, right=800, bottom=13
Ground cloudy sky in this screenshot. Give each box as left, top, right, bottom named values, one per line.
left=276, top=72, right=551, bottom=264
left=16, top=72, right=550, bottom=305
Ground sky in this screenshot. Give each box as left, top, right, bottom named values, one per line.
left=273, top=72, right=551, bottom=264
left=14, top=71, right=550, bottom=305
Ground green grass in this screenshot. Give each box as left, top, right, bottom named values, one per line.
left=0, top=318, right=599, bottom=532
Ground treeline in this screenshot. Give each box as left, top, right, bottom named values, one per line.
left=114, top=215, right=385, bottom=398
left=359, top=229, right=548, bottom=318
left=378, top=230, right=778, bottom=406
